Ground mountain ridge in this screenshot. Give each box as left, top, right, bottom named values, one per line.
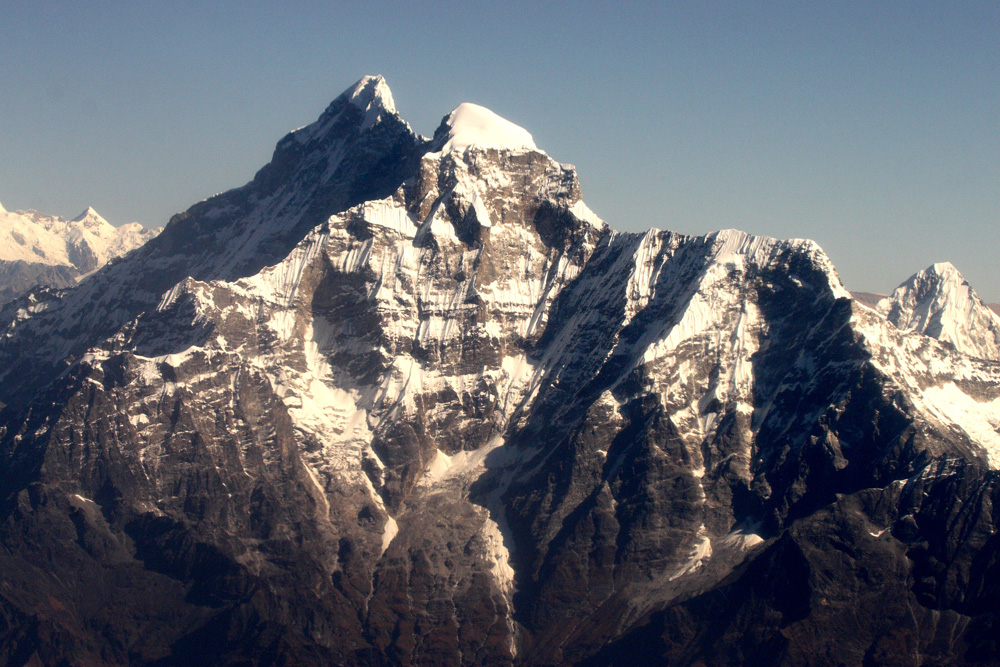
left=2, top=76, right=1000, bottom=666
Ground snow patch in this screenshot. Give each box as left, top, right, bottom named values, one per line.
left=361, top=199, right=418, bottom=238
left=669, top=525, right=713, bottom=581
left=381, top=515, right=399, bottom=555
left=302, top=461, right=331, bottom=520
left=569, top=199, right=604, bottom=229
left=471, top=192, right=492, bottom=228
left=480, top=513, right=515, bottom=600
left=922, top=382, right=1000, bottom=466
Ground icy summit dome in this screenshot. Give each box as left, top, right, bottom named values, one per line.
left=930, top=261, right=959, bottom=276
left=437, top=103, right=537, bottom=154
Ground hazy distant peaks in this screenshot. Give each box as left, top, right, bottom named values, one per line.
left=0, top=205, right=158, bottom=271
left=435, top=102, right=537, bottom=154
left=72, top=206, right=111, bottom=228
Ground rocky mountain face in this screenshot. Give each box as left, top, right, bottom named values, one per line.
left=3, top=76, right=1000, bottom=666
left=875, top=262, right=1000, bottom=362
left=0, top=204, right=161, bottom=305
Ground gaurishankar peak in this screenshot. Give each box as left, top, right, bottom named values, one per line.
left=71, top=205, right=109, bottom=226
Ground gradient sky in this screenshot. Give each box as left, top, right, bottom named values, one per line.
left=1, top=1, right=998, bottom=300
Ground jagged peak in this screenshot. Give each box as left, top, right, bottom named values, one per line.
left=343, top=74, right=396, bottom=116
left=883, top=262, right=973, bottom=309
left=432, top=102, right=538, bottom=154
left=289, top=75, right=400, bottom=143
left=333, top=74, right=397, bottom=132
left=903, top=262, right=971, bottom=295
left=877, top=260, right=1000, bottom=359
left=705, top=228, right=850, bottom=299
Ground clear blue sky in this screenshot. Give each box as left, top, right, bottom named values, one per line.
left=1, top=1, right=997, bottom=300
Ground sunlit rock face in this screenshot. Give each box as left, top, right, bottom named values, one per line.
left=3, top=76, right=1000, bottom=666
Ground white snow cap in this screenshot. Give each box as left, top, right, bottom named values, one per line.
left=0, top=200, right=6, bottom=214
left=346, top=75, right=396, bottom=129
left=930, top=261, right=958, bottom=275
left=72, top=206, right=110, bottom=226
left=438, top=103, right=537, bottom=153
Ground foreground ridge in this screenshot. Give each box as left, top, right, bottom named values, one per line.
left=2, top=77, right=1000, bottom=666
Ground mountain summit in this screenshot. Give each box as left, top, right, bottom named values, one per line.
left=877, top=261, right=1000, bottom=360
left=2, top=77, right=1000, bottom=666
left=71, top=206, right=110, bottom=226
left=435, top=102, right=538, bottom=153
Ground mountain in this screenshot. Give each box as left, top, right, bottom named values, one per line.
left=0, top=204, right=161, bottom=304
left=876, top=262, right=1000, bottom=361
left=2, top=76, right=1000, bottom=666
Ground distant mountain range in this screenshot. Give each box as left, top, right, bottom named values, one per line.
left=2, top=77, right=1000, bottom=666
left=0, top=202, right=160, bottom=304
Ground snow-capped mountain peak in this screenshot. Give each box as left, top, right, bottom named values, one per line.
left=71, top=206, right=112, bottom=230
left=346, top=74, right=395, bottom=113
left=435, top=102, right=538, bottom=153
left=6, top=76, right=1000, bottom=666
left=285, top=74, right=406, bottom=147
left=343, top=74, right=396, bottom=131
left=877, top=261, right=1000, bottom=360
left=931, top=260, right=958, bottom=274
